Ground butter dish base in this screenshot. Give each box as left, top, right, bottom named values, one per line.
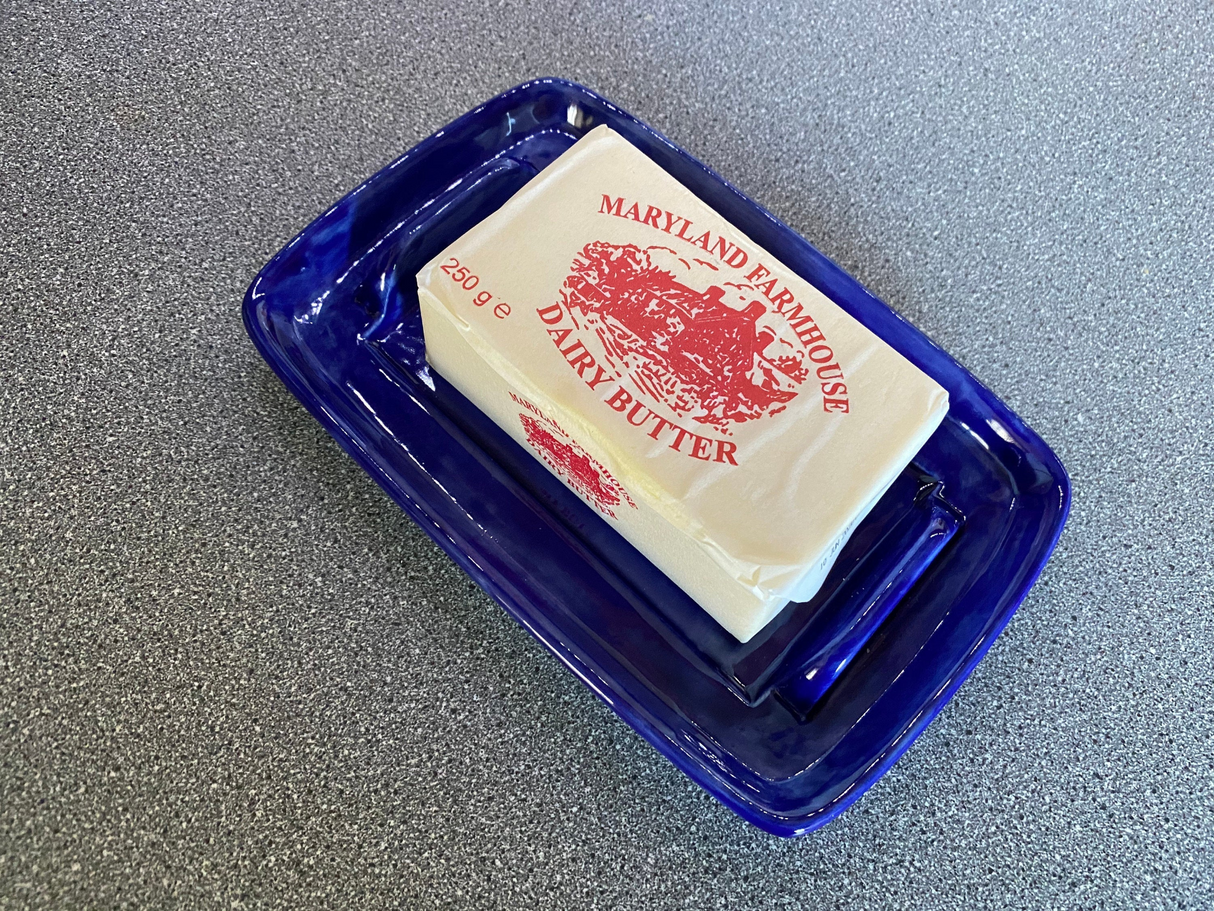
left=243, top=79, right=1070, bottom=836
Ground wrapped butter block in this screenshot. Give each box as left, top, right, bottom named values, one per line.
left=417, top=125, right=948, bottom=642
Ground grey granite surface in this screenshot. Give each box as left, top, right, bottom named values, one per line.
left=1, top=0, right=1212, bottom=908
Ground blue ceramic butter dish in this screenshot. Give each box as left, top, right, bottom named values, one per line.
left=243, top=78, right=1070, bottom=836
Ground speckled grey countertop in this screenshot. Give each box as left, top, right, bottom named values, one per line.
left=1, top=1, right=1211, bottom=908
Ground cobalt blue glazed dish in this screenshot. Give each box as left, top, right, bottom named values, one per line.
left=243, top=78, right=1070, bottom=836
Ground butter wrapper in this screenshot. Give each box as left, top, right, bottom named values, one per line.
left=417, top=126, right=948, bottom=642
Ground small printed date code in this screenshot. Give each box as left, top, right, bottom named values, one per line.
left=439, top=257, right=512, bottom=319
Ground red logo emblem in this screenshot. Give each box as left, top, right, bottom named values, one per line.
left=519, top=413, right=636, bottom=517
left=559, top=242, right=810, bottom=433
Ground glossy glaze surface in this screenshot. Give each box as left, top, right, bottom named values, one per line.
left=243, top=79, right=1070, bottom=836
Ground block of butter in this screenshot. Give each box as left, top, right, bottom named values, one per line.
left=417, top=125, right=948, bottom=642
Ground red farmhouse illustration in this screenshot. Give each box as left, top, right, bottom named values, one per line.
left=520, top=414, right=627, bottom=514
left=560, top=242, right=806, bottom=431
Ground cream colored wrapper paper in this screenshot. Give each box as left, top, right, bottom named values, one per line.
left=417, top=125, right=948, bottom=642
